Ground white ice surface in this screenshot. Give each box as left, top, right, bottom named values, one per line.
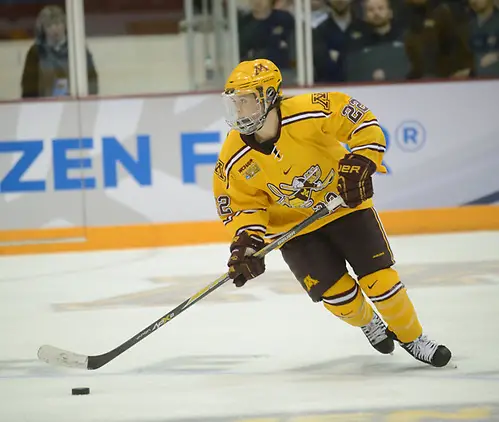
left=0, top=231, right=499, bottom=421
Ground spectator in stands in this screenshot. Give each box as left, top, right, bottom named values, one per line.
left=238, top=0, right=295, bottom=69
left=468, top=0, right=499, bottom=74
left=361, top=0, right=403, bottom=46
left=313, top=0, right=367, bottom=82
left=274, top=0, right=295, bottom=13
left=276, top=0, right=330, bottom=28
left=311, top=0, right=331, bottom=28
left=403, top=0, right=474, bottom=79
left=343, top=0, right=406, bottom=81
left=21, top=5, right=98, bottom=98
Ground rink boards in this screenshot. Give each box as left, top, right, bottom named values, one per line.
left=0, top=79, right=498, bottom=254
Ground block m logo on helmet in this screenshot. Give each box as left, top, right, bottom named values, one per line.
left=254, top=63, right=269, bottom=76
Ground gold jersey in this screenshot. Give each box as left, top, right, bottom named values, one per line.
left=213, top=91, right=387, bottom=241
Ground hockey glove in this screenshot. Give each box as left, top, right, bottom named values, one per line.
left=337, top=153, right=377, bottom=208
left=228, top=231, right=265, bottom=287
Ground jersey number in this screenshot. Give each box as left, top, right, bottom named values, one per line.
left=216, top=195, right=233, bottom=216
left=341, top=98, right=369, bottom=124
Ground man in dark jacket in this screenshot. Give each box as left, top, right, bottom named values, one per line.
left=355, top=0, right=404, bottom=49
left=238, top=0, right=295, bottom=70
left=403, top=0, right=474, bottom=79
left=313, top=0, right=368, bottom=82
left=469, top=0, right=499, bottom=74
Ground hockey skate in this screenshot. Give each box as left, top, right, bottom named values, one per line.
left=387, top=330, right=452, bottom=367
left=360, top=312, right=395, bottom=354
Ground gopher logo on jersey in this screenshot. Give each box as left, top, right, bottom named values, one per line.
left=267, top=165, right=335, bottom=208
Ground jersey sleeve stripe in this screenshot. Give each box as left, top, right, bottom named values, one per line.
left=350, top=144, right=386, bottom=153
left=350, top=119, right=380, bottom=137
left=234, top=208, right=267, bottom=215
left=264, top=232, right=284, bottom=239
left=223, top=210, right=266, bottom=226
left=224, top=145, right=252, bottom=184
left=282, top=111, right=331, bottom=126
left=236, top=225, right=267, bottom=235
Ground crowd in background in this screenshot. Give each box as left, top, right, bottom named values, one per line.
left=1, top=0, right=498, bottom=98
left=238, top=0, right=499, bottom=83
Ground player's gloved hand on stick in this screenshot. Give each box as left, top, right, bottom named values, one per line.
left=337, top=153, right=377, bottom=208
left=228, top=231, right=265, bottom=287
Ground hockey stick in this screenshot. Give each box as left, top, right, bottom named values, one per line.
left=37, top=195, right=345, bottom=370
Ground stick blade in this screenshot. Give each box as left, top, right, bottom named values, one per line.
left=37, top=345, right=89, bottom=370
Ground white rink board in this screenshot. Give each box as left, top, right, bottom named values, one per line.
left=1, top=79, right=498, bottom=231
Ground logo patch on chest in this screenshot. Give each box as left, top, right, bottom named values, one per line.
left=238, top=159, right=261, bottom=180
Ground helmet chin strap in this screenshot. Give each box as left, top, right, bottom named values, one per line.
left=249, top=95, right=281, bottom=135
left=242, top=117, right=265, bottom=135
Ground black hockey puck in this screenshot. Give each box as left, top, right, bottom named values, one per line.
left=72, top=387, right=90, bottom=396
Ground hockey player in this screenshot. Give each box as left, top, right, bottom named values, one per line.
left=213, top=58, right=451, bottom=367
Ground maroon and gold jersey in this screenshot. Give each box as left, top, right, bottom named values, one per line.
left=213, top=91, right=387, bottom=241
